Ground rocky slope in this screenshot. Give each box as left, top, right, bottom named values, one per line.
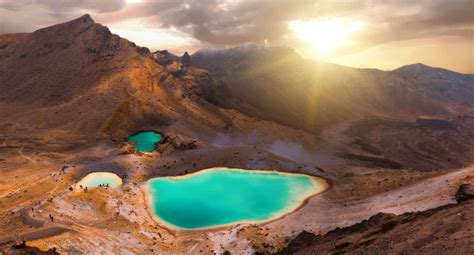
left=0, top=242, right=58, bottom=254
left=276, top=184, right=474, bottom=254
left=191, top=44, right=474, bottom=133
left=0, top=14, right=225, bottom=138
left=191, top=45, right=474, bottom=171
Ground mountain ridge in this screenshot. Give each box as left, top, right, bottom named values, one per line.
left=192, top=44, right=473, bottom=75
left=190, top=44, right=474, bottom=133
left=0, top=14, right=228, bottom=137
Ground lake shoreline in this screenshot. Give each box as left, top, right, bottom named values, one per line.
left=141, top=167, right=331, bottom=233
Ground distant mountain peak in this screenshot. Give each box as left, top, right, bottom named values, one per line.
left=394, top=63, right=466, bottom=75
left=396, top=63, right=434, bottom=71
left=410, top=63, right=429, bottom=67
left=0, top=14, right=156, bottom=106
left=32, top=13, right=100, bottom=37
left=55, top=13, right=96, bottom=28
left=77, top=13, right=95, bottom=24
left=393, top=63, right=470, bottom=81
left=64, top=13, right=99, bottom=29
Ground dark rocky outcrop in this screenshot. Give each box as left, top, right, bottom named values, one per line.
left=0, top=241, right=58, bottom=255
left=455, top=184, right=474, bottom=202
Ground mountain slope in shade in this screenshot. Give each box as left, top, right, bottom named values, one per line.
left=0, top=14, right=225, bottom=136
left=191, top=45, right=474, bottom=133
left=191, top=45, right=474, bottom=171
left=277, top=194, right=474, bottom=254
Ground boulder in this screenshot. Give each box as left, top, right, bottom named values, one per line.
left=455, top=184, right=474, bottom=202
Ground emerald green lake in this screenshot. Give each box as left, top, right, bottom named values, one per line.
left=128, top=131, right=163, bottom=152
left=146, top=168, right=327, bottom=230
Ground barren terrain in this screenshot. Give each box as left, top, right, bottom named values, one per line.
left=1, top=15, right=473, bottom=254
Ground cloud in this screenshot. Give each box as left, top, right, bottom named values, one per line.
left=107, top=17, right=203, bottom=53
left=0, top=0, right=127, bottom=34
left=0, top=0, right=472, bottom=71
left=142, top=0, right=362, bottom=46
left=2, top=0, right=472, bottom=45
left=360, top=0, right=474, bottom=45
left=39, top=0, right=126, bottom=14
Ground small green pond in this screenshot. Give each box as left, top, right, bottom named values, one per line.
left=146, top=168, right=327, bottom=230
left=128, top=131, right=163, bottom=152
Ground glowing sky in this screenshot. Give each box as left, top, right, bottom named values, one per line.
left=1, top=0, right=473, bottom=73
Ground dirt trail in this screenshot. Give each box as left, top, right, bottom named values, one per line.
left=0, top=226, right=70, bottom=245
left=0, top=206, right=73, bottom=246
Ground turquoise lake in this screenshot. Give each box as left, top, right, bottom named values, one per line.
left=128, top=131, right=163, bottom=152
left=146, top=168, right=326, bottom=230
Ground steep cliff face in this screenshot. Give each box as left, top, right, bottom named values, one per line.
left=0, top=15, right=223, bottom=136
left=191, top=45, right=474, bottom=133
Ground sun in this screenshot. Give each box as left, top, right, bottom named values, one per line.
left=288, top=18, right=364, bottom=57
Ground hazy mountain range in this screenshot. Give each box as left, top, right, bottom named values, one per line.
left=2, top=14, right=473, bottom=137
left=192, top=43, right=474, bottom=133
